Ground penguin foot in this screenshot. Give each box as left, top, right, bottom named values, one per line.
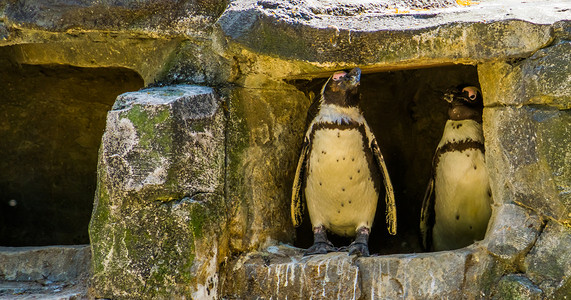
left=347, top=242, right=369, bottom=257
left=304, top=241, right=338, bottom=256
left=304, top=226, right=337, bottom=256
left=347, top=227, right=370, bottom=257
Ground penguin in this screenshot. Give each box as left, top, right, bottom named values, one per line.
left=420, top=85, right=492, bottom=252
left=291, top=67, right=397, bottom=256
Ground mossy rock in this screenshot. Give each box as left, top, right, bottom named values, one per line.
left=89, top=85, right=227, bottom=299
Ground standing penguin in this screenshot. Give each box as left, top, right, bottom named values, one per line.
left=420, top=85, right=492, bottom=251
left=291, top=68, right=397, bottom=256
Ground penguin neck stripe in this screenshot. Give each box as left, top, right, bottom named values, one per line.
left=434, top=139, right=484, bottom=167
left=308, top=121, right=371, bottom=155
left=312, top=120, right=362, bottom=131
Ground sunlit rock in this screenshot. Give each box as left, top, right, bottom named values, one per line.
left=89, top=85, right=227, bottom=299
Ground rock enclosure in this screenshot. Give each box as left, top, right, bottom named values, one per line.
left=0, top=0, right=569, bottom=299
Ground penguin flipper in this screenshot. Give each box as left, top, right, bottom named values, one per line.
left=371, top=138, right=397, bottom=235
left=420, top=176, right=435, bottom=251
left=291, top=138, right=309, bottom=227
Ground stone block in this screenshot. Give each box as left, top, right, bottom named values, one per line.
left=492, top=274, right=543, bottom=300
left=222, top=246, right=501, bottom=299
left=225, top=85, right=310, bottom=252
left=217, top=1, right=556, bottom=71
left=462, top=248, right=504, bottom=299
left=104, top=85, right=224, bottom=198
left=0, top=245, right=90, bottom=283
left=89, top=85, right=227, bottom=299
left=483, top=204, right=543, bottom=265
left=221, top=247, right=360, bottom=299
left=524, top=220, right=571, bottom=297
left=484, top=106, right=571, bottom=223
left=479, top=41, right=571, bottom=110
left=357, top=250, right=471, bottom=299
left=2, top=0, right=227, bottom=36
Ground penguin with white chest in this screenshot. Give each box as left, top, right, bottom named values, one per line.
left=420, top=86, right=492, bottom=251
left=291, top=68, right=397, bottom=256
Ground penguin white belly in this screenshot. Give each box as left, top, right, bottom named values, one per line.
left=305, top=128, right=378, bottom=237
left=432, top=149, right=491, bottom=251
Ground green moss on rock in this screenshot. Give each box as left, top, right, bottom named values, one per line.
left=89, top=85, right=227, bottom=299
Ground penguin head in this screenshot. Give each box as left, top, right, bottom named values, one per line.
left=321, top=67, right=361, bottom=107
left=444, top=85, right=483, bottom=122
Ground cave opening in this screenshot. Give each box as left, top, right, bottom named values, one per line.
left=0, top=50, right=144, bottom=246
left=289, top=64, right=481, bottom=254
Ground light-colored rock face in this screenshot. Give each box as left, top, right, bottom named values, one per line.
left=221, top=244, right=502, bottom=299
left=0, top=0, right=569, bottom=299
left=89, top=85, right=228, bottom=299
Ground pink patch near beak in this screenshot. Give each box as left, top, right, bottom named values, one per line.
left=332, top=71, right=347, bottom=80
left=462, top=86, right=480, bottom=100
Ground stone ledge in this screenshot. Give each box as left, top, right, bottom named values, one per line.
left=0, top=245, right=90, bottom=299
left=0, top=245, right=90, bottom=282
left=1, top=0, right=227, bottom=37
left=216, top=0, right=569, bottom=76
left=221, top=244, right=491, bottom=299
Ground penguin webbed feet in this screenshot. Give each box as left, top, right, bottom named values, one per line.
left=304, top=226, right=338, bottom=256
left=345, top=241, right=369, bottom=257
left=345, top=227, right=370, bottom=257
left=304, top=241, right=338, bottom=256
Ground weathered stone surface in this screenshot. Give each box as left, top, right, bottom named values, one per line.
left=104, top=85, right=224, bottom=198
left=0, top=245, right=90, bottom=282
left=483, top=204, right=543, bottom=265
left=215, top=0, right=569, bottom=78
left=524, top=220, right=571, bottom=297
left=225, top=84, right=309, bottom=252
left=358, top=250, right=471, bottom=299
left=222, top=246, right=361, bottom=299
left=0, top=37, right=181, bottom=85
left=160, top=40, right=231, bottom=86
left=479, top=41, right=571, bottom=110
left=89, top=85, right=228, bottom=299
left=0, top=1, right=569, bottom=299
left=462, top=247, right=504, bottom=299
left=492, top=274, right=543, bottom=300
left=223, top=245, right=503, bottom=299
left=0, top=245, right=90, bottom=299
left=483, top=106, right=571, bottom=224
left=2, top=0, right=227, bottom=37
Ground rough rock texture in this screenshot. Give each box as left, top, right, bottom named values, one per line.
left=0, top=245, right=90, bottom=299
left=0, top=0, right=570, bottom=299
left=483, top=106, right=570, bottom=223
left=524, top=220, right=571, bottom=297
left=225, top=84, right=310, bottom=252
left=222, top=247, right=361, bottom=299
left=0, top=0, right=229, bottom=85
left=492, top=274, right=543, bottom=300
left=2, top=0, right=226, bottom=36
left=479, top=41, right=571, bottom=110
left=0, top=245, right=90, bottom=282
left=483, top=204, right=543, bottom=266
left=215, top=0, right=569, bottom=80
left=89, top=85, right=228, bottom=299
left=221, top=244, right=503, bottom=299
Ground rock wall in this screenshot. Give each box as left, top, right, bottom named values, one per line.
left=0, top=0, right=570, bottom=299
